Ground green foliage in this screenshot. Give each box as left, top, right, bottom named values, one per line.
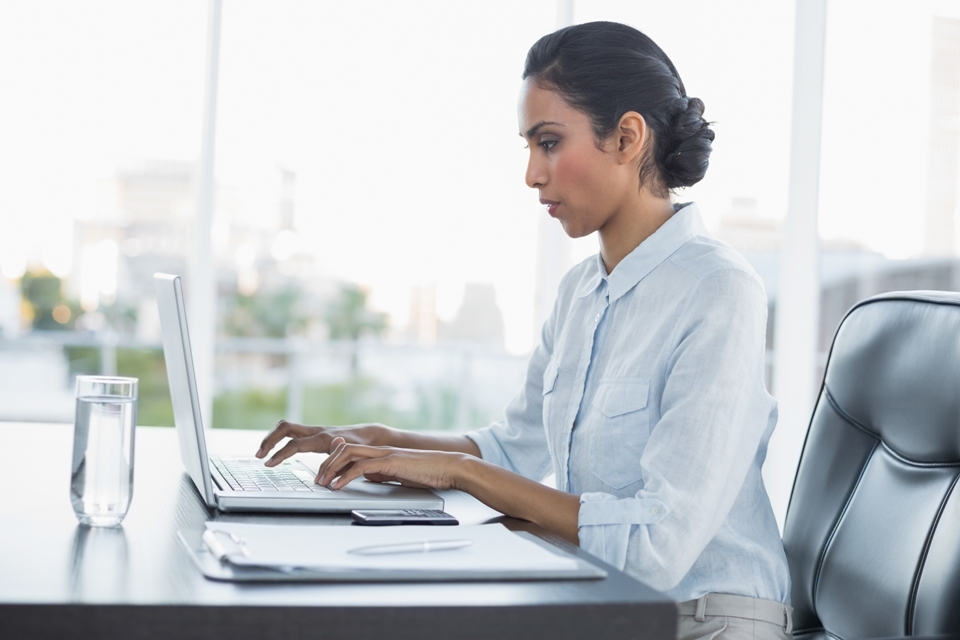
left=19, top=269, right=134, bottom=333
left=207, top=377, right=489, bottom=432
left=212, top=387, right=286, bottom=431
left=314, top=379, right=495, bottom=430
left=99, top=301, right=138, bottom=334
left=325, top=284, right=387, bottom=341
left=20, top=269, right=77, bottom=330
left=223, top=285, right=308, bottom=338
left=411, top=385, right=461, bottom=431
left=60, top=347, right=174, bottom=427
left=117, top=349, right=173, bottom=428
left=65, top=346, right=101, bottom=378
left=76, top=348, right=477, bottom=432
left=83, top=348, right=496, bottom=433
left=301, top=377, right=396, bottom=427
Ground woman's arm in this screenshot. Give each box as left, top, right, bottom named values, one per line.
left=316, top=437, right=581, bottom=545
left=456, top=455, right=581, bottom=544
left=391, top=429, right=482, bottom=457
left=256, top=420, right=481, bottom=466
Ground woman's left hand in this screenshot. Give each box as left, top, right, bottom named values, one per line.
left=316, top=437, right=469, bottom=491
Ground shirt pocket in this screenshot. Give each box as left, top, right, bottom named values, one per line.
left=590, top=378, right=651, bottom=490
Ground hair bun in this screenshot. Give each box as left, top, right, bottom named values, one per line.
left=659, top=97, right=715, bottom=190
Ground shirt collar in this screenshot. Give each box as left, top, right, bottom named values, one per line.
left=574, top=202, right=707, bottom=303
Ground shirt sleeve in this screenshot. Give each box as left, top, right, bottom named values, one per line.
left=465, top=294, right=559, bottom=482
left=577, top=269, right=776, bottom=592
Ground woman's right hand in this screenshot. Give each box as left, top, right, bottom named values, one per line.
left=255, top=420, right=392, bottom=467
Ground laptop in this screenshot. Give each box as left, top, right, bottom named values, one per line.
left=153, top=272, right=444, bottom=513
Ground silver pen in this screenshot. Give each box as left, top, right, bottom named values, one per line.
left=347, top=539, right=473, bottom=556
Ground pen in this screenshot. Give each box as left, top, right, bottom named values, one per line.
left=347, top=539, right=473, bottom=556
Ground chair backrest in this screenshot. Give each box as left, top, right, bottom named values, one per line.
left=783, top=291, right=960, bottom=639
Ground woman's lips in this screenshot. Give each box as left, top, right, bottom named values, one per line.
left=539, top=198, right=560, bottom=217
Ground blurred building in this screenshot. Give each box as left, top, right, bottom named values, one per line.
left=440, top=283, right=506, bottom=350
left=278, top=166, right=296, bottom=230
left=112, top=160, right=194, bottom=298
left=0, top=277, right=21, bottom=337
left=68, top=160, right=195, bottom=334
left=63, top=160, right=334, bottom=341
left=713, top=193, right=960, bottom=388
left=741, top=246, right=960, bottom=390
left=406, top=283, right=506, bottom=350
left=408, top=284, right=439, bottom=347
left=715, top=197, right=782, bottom=254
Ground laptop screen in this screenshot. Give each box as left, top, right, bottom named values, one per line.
left=154, top=273, right=216, bottom=508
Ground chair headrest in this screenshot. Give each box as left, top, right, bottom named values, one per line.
left=823, top=291, right=960, bottom=464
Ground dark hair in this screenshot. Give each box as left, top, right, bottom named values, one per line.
left=523, top=21, right=714, bottom=196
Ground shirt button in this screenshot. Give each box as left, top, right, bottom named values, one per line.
left=651, top=505, right=662, bottom=516
left=594, top=313, right=600, bottom=322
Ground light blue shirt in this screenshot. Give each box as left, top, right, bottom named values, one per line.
left=467, top=203, right=791, bottom=603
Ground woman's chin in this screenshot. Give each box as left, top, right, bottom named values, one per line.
left=559, top=221, right=593, bottom=240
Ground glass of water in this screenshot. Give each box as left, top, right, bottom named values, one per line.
left=71, top=376, right=138, bottom=527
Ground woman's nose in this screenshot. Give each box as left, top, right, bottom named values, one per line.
left=525, top=154, right=546, bottom=189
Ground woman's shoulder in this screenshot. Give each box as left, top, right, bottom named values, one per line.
left=667, top=233, right=767, bottom=298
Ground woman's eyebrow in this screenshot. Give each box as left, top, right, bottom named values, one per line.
left=520, top=121, right=565, bottom=138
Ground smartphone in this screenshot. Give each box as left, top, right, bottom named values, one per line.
left=351, top=509, right=459, bottom=526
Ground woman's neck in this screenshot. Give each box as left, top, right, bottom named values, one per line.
left=598, top=194, right=676, bottom=275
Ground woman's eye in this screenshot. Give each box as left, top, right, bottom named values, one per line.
left=539, top=140, right=557, bottom=151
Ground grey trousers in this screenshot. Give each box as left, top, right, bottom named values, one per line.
left=676, top=593, right=793, bottom=640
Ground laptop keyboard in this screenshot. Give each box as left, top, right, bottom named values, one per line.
left=211, top=456, right=330, bottom=493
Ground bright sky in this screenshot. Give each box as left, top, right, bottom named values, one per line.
left=1, top=1, right=958, bottom=352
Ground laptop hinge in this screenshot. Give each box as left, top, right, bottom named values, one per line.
left=209, top=463, right=228, bottom=492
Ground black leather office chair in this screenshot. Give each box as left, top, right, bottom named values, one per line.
left=782, top=291, right=960, bottom=640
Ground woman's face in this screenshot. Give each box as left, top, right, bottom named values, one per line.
left=518, top=79, right=637, bottom=239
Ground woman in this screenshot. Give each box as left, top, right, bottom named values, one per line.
left=257, top=21, right=792, bottom=639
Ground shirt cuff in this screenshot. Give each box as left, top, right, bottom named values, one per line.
left=577, top=493, right=668, bottom=571
left=579, top=492, right=669, bottom=526
left=464, top=425, right=508, bottom=470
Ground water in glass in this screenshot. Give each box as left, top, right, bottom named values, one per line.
left=71, top=388, right=136, bottom=527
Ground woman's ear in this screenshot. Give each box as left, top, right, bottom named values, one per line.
left=615, top=111, right=647, bottom=165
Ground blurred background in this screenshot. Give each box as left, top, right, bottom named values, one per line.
left=2, top=0, right=960, bottom=522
